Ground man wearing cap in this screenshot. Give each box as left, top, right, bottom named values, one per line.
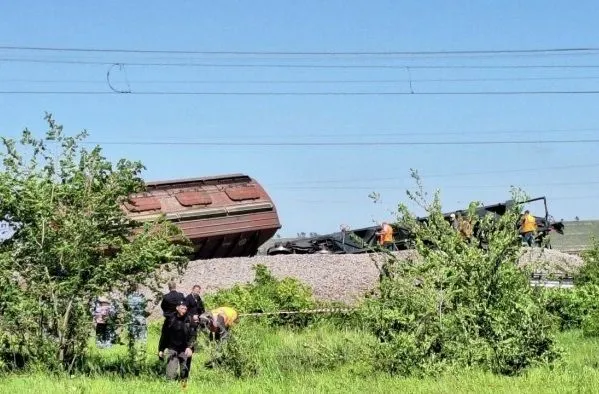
left=158, top=299, right=198, bottom=381
left=198, top=306, right=239, bottom=342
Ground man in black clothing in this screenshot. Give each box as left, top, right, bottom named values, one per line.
left=182, top=284, right=205, bottom=375
left=184, top=284, right=206, bottom=321
left=158, top=300, right=197, bottom=381
left=160, top=281, right=185, bottom=318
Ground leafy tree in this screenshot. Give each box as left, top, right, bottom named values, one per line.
left=0, top=114, right=192, bottom=372
left=361, top=170, right=560, bottom=376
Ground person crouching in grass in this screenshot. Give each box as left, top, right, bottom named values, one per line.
left=158, top=300, right=198, bottom=382
left=198, top=306, right=239, bottom=342
left=198, top=306, right=240, bottom=369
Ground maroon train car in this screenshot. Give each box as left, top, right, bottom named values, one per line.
left=122, top=173, right=281, bottom=259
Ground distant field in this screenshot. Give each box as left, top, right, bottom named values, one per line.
left=550, top=220, right=599, bottom=251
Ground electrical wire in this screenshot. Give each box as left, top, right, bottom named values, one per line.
left=270, top=180, right=599, bottom=191
left=2, top=44, right=599, bottom=56
left=4, top=90, right=599, bottom=95
left=289, top=194, right=599, bottom=204
left=5, top=57, right=599, bottom=69
left=72, top=139, right=599, bottom=146
left=270, top=163, right=599, bottom=186
left=6, top=75, right=599, bottom=84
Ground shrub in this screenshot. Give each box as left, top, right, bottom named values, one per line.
left=0, top=115, right=191, bottom=373
left=360, top=172, right=560, bottom=376
left=204, top=264, right=317, bottom=327
left=539, top=285, right=599, bottom=331
left=575, top=237, right=599, bottom=286
left=582, top=309, right=599, bottom=338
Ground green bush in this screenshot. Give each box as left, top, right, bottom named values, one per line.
left=360, top=174, right=560, bottom=377
left=207, top=325, right=261, bottom=378
left=0, top=115, right=191, bottom=372
left=206, top=319, right=376, bottom=378
left=204, top=264, right=317, bottom=327
left=575, top=237, right=599, bottom=286
left=582, top=309, right=599, bottom=338
left=540, top=285, right=599, bottom=331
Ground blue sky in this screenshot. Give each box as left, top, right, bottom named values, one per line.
left=1, top=1, right=599, bottom=236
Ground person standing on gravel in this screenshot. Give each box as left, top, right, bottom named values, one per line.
left=520, top=210, right=537, bottom=247
left=376, top=222, right=396, bottom=251
left=457, top=212, right=473, bottom=241
left=158, top=300, right=198, bottom=382
left=449, top=213, right=460, bottom=231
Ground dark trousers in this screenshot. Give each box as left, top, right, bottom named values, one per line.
left=95, top=323, right=110, bottom=347
left=165, top=348, right=191, bottom=380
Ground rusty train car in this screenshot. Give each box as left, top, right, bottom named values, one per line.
left=122, top=173, right=281, bottom=259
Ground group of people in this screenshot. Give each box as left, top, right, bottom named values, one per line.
left=91, top=281, right=239, bottom=382
left=91, top=284, right=148, bottom=348
left=158, top=281, right=239, bottom=381
left=374, top=208, right=538, bottom=251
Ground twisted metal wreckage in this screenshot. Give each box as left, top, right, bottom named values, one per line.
left=266, top=196, right=566, bottom=256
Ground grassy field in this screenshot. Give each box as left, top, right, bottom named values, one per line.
left=2, top=320, right=599, bottom=394
left=551, top=220, right=599, bottom=251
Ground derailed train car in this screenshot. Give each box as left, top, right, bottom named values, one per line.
left=123, top=173, right=281, bottom=259
left=267, top=196, right=564, bottom=255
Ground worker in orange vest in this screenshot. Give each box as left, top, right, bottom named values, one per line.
left=520, top=210, right=537, bottom=247
left=376, top=222, right=395, bottom=250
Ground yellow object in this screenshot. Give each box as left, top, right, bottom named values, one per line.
left=521, top=214, right=537, bottom=233
left=458, top=218, right=473, bottom=239
left=211, top=306, right=238, bottom=327
left=379, top=224, right=393, bottom=244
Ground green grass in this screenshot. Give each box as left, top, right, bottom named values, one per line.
left=551, top=220, right=599, bottom=251
left=2, top=322, right=599, bottom=393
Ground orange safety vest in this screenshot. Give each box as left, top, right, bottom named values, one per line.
left=521, top=214, right=537, bottom=233
left=211, top=306, right=238, bottom=327
left=379, top=224, right=393, bottom=244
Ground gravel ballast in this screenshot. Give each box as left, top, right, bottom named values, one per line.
left=146, top=247, right=583, bottom=317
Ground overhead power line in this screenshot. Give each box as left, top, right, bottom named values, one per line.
left=289, top=194, right=599, bottom=204
left=75, top=139, right=599, bottom=146
left=5, top=57, right=599, bottom=69
left=2, top=45, right=599, bottom=56
left=271, top=163, right=599, bottom=186
left=6, top=75, right=599, bottom=84
left=270, top=180, right=599, bottom=191
left=4, top=90, right=599, bottom=95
